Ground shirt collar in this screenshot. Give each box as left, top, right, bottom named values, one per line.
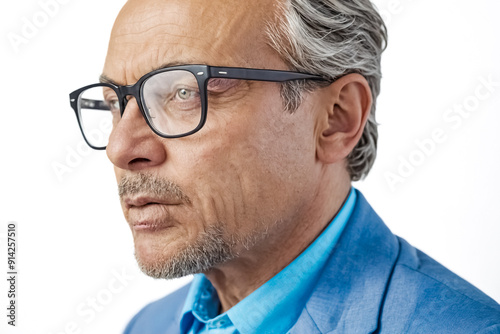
left=180, top=188, right=356, bottom=333
left=180, top=274, right=228, bottom=332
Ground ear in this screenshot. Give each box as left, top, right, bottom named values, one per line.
left=315, top=73, right=372, bottom=164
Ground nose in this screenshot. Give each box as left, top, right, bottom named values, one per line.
left=106, top=97, right=166, bottom=171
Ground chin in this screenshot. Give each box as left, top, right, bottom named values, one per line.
left=134, top=243, right=178, bottom=279
left=134, top=233, right=172, bottom=261
left=132, top=224, right=238, bottom=279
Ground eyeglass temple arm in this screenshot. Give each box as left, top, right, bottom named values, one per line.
left=208, top=66, right=326, bottom=82
left=79, top=98, right=110, bottom=110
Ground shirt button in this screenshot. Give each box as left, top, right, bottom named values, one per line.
left=194, top=302, right=206, bottom=314
left=201, top=289, right=212, bottom=299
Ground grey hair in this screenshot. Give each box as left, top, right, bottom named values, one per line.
left=266, top=0, right=387, bottom=181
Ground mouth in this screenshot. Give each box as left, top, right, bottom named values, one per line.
left=123, top=195, right=183, bottom=232
left=123, top=196, right=183, bottom=209
left=132, top=220, right=172, bottom=232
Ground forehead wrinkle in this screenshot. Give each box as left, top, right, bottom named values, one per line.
left=112, top=21, right=195, bottom=42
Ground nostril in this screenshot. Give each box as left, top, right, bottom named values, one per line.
left=130, top=158, right=151, bottom=164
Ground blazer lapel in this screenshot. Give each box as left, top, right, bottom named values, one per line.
left=290, top=191, right=400, bottom=334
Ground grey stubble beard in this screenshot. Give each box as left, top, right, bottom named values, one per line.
left=134, top=223, right=238, bottom=279
left=119, top=172, right=269, bottom=280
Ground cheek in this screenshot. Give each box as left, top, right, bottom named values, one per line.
left=173, top=90, right=316, bottom=231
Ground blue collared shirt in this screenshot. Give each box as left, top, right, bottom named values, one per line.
left=180, top=188, right=356, bottom=334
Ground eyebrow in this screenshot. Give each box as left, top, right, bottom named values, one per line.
left=98, top=61, right=196, bottom=86
left=99, top=74, right=117, bottom=85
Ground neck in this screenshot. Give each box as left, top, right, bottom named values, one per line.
left=204, top=169, right=351, bottom=313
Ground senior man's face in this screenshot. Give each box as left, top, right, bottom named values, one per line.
left=104, top=0, right=320, bottom=278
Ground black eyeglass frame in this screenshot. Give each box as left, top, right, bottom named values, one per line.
left=69, top=64, right=328, bottom=150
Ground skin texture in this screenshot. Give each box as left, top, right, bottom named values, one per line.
left=104, top=0, right=372, bottom=312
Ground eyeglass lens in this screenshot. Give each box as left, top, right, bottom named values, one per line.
left=77, top=70, right=202, bottom=148
left=142, top=70, right=202, bottom=136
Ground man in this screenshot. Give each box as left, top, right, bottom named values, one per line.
left=69, top=0, right=500, bottom=332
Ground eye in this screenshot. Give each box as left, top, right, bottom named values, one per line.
left=107, top=99, right=120, bottom=112
left=177, top=88, right=194, bottom=100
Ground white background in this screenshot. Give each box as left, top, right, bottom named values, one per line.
left=0, top=0, right=499, bottom=333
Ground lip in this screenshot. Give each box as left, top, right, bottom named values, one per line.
left=132, top=220, right=172, bottom=232
left=122, top=195, right=183, bottom=232
left=123, top=195, right=182, bottom=209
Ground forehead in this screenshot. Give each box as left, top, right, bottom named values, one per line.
left=103, top=0, right=284, bottom=85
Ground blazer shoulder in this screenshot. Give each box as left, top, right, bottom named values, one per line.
left=381, top=237, right=500, bottom=333
left=123, top=282, right=191, bottom=334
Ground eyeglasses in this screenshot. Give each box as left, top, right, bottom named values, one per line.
left=69, top=64, right=327, bottom=150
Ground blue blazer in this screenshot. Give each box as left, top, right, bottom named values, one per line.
left=124, top=191, right=500, bottom=333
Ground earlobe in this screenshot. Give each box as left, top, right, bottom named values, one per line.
left=316, top=73, right=372, bottom=164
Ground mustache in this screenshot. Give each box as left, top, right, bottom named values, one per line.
left=118, top=173, right=191, bottom=204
